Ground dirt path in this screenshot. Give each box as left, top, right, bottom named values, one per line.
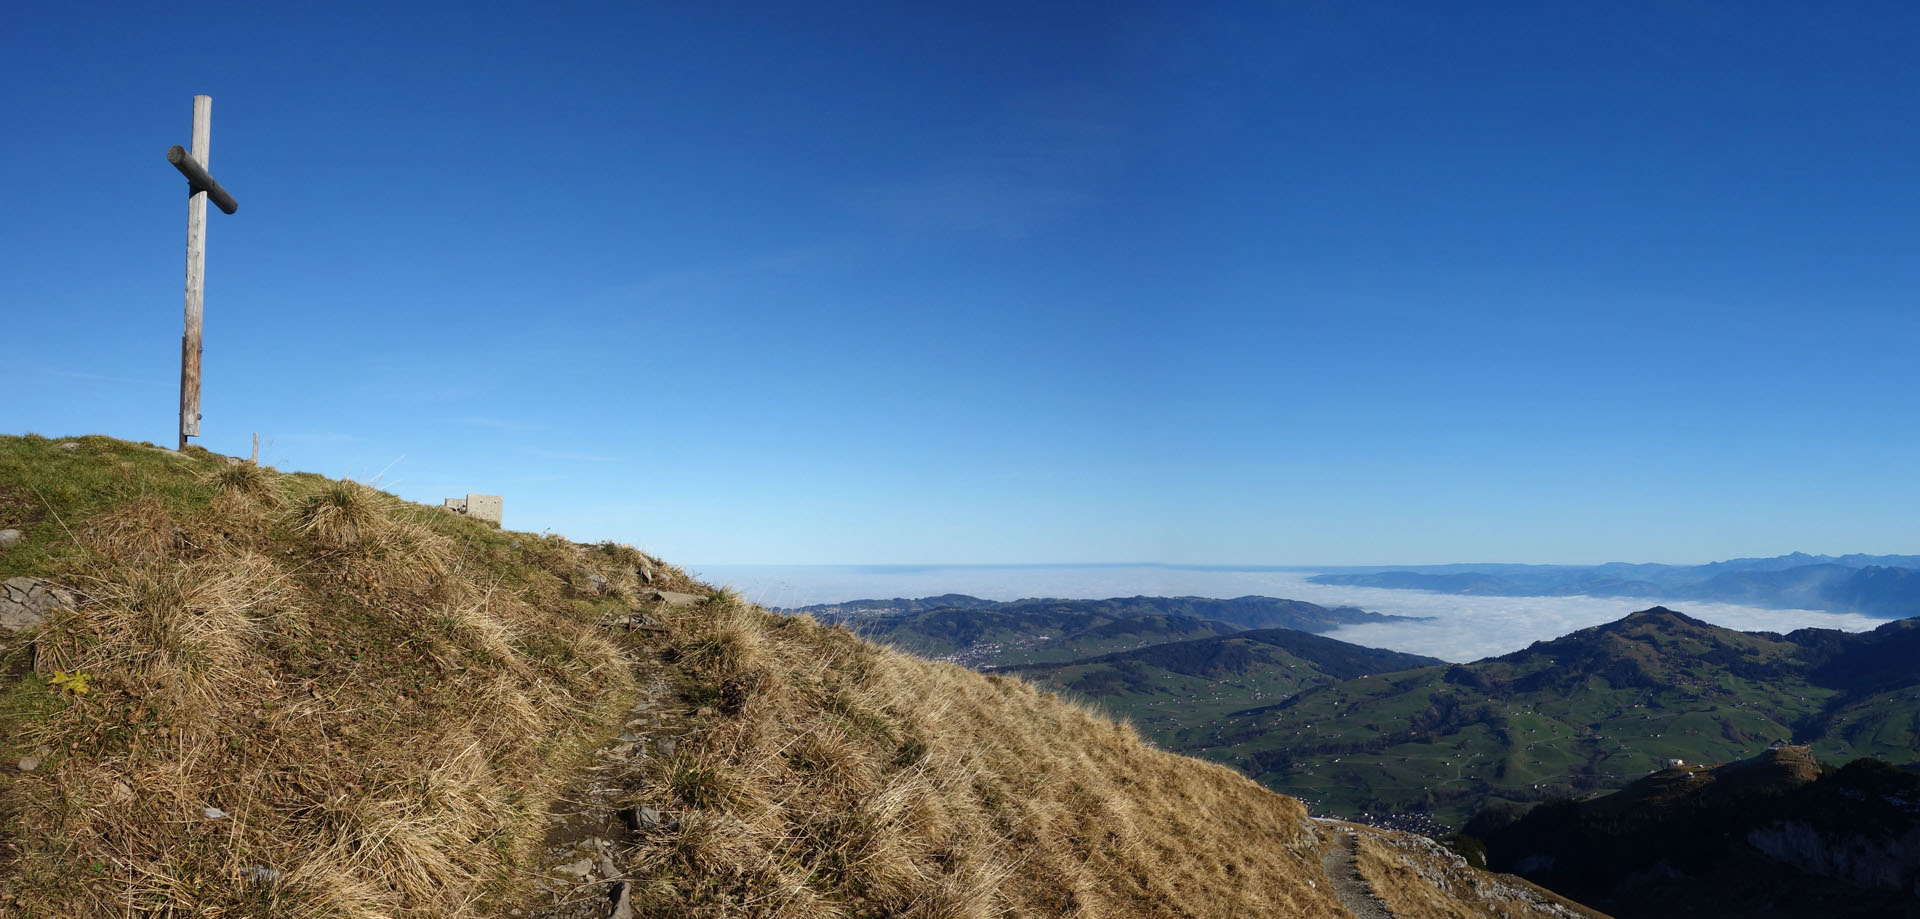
left=1319, top=822, right=1393, bottom=919
left=514, top=646, right=691, bottom=919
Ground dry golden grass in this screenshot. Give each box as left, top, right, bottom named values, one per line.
left=0, top=436, right=1602, bottom=919
left=619, top=596, right=1353, bottom=919
left=1351, top=826, right=1608, bottom=919
left=1, top=457, right=635, bottom=917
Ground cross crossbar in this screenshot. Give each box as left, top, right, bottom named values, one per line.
left=167, top=146, right=239, bottom=214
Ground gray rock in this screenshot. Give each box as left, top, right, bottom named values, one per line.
left=636, top=561, right=655, bottom=584
left=597, top=854, right=619, bottom=879
left=240, top=865, right=282, bottom=886
left=1, top=577, right=75, bottom=635
left=1747, top=820, right=1920, bottom=891
left=649, top=589, right=702, bottom=607
left=587, top=572, right=610, bottom=595
left=0, top=529, right=22, bottom=548
left=619, top=612, right=665, bottom=634
left=55, top=442, right=78, bottom=452
left=609, top=879, right=634, bottom=919
left=204, top=807, right=229, bottom=819
left=16, top=755, right=40, bottom=773
left=621, top=805, right=665, bottom=831
left=553, top=857, right=594, bottom=880
left=656, top=738, right=677, bottom=757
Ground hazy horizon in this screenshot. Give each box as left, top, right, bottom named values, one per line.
left=693, top=563, right=1885, bottom=662
left=689, top=550, right=1919, bottom=571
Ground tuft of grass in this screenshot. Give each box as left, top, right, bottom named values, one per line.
left=674, top=604, right=771, bottom=680
left=666, top=758, right=735, bottom=808
left=292, top=479, right=391, bottom=547
left=203, top=460, right=279, bottom=504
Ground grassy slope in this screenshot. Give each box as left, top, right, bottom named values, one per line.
left=0, top=436, right=1338, bottom=918
left=0, top=435, right=1603, bottom=919
left=0, top=435, right=653, bottom=916
left=638, top=601, right=1349, bottom=918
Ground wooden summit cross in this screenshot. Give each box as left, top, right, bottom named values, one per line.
left=165, top=94, right=239, bottom=451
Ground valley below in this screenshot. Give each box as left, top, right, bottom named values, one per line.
left=784, top=585, right=1920, bottom=918
left=720, top=562, right=1888, bottom=661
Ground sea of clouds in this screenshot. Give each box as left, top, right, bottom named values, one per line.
left=694, top=563, right=1888, bottom=663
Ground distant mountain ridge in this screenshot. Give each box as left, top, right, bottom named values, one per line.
left=996, top=629, right=1442, bottom=743
left=782, top=594, right=1426, bottom=668
left=787, top=593, right=1424, bottom=627
left=1192, top=606, right=1920, bottom=826
left=1311, top=552, right=1920, bottom=617
left=781, top=594, right=1003, bottom=617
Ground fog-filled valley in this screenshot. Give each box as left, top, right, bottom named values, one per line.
left=708, top=563, right=1887, bottom=661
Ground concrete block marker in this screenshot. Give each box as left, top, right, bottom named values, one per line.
left=442, top=493, right=504, bottom=527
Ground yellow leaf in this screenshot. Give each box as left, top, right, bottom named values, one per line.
left=50, top=671, right=91, bottom=695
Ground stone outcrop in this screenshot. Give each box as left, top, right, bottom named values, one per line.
left=1747, top=822, right=1920, bottom=893
left=0, top=576, right=74, bottom=634
left=1320, top=818, right=1605, bottom=919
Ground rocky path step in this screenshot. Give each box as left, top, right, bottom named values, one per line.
left=512, top=649, right=691, bottom=919
left=1318, top=821, right=1394, bottom=919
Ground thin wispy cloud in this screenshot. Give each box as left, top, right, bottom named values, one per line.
left=863, top=173, right=1100, bottom=239
left=519, top=446, right=616, bottom=462
left=40, top=368, right=166, bottom=387
left=860, top=87, right=1126, bottom=238
left=573, top=242, right=866, bottom=317
left=457, top=416, right=545, bottom=433
left=274, top=431, right=362, bottom=445
left=390, top=384, right=481, bottom=405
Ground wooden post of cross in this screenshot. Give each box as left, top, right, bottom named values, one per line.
left=166, top=94, right=239, bottom=451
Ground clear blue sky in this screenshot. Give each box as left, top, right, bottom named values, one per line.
left=7, top=2, right=1918, bottom=566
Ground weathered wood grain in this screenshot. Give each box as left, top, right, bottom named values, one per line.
left=179, top=95, right=210, bottom=448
